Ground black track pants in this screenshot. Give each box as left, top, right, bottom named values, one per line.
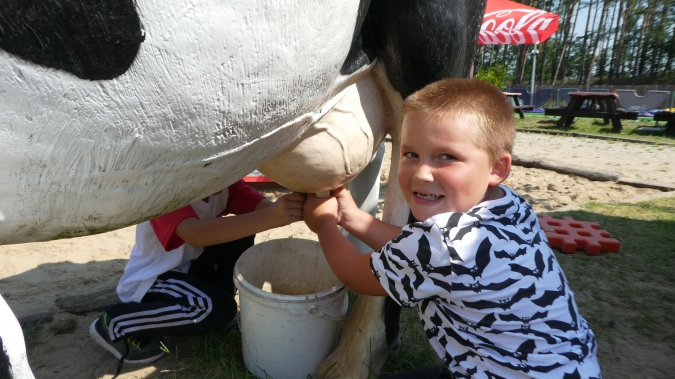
left=103, top=235, right=254, bottom=341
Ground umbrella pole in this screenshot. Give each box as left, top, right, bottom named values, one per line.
left=530, top=43, right=539, bottom=101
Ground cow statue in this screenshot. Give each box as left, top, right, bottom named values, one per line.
left=0, top=0, right=486, bottom=377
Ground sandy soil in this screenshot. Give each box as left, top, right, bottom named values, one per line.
left=1, top=134, right=674, bottom=379
left=513, top=133, right=674, bottom=186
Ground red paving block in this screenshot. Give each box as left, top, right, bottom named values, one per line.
left=538, top=215, right=621, bottom=255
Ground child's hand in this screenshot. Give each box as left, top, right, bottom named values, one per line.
left=332, top=186, right=358, bottom=226
left=303, top=193, right=339, bottom=233
left=263, top=192, right=305, bottom=228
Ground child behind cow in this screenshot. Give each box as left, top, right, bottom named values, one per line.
left=303, top=78, right=601, bottom=378
left=89, top=180, right=304, bottom=374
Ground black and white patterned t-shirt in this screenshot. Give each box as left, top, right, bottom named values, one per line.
left=371, top=185, right=601, bottom=379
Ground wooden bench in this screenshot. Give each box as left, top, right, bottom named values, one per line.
left=503, top=92, right=534, bottom=119
left=514, top=105, right=535, bottom=114
left=545, top=93, right=638, bottom=132
left=545, top=106, right=638, bottom=121
left=653, top=112, right=675, bottom=136
left=618, top=110, right=639, bottom=120
left=544, top=107, right=565, bottom=117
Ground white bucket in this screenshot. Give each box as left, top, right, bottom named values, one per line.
left=234, top=238, right=348, bottom=379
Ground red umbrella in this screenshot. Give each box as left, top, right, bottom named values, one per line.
left=479, top=0, right=559, bottom=45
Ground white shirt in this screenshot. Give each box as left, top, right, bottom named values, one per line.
left=371, top=186, right=601, bottom=379
left=117, top=190, right=230, bottom=303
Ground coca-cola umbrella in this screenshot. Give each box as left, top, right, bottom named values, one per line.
left=479, top=0, right=558, bottom=45
left=478, top=0, right=559, bottom=96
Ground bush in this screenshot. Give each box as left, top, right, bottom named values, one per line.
left=475, top=65, right=510, bottom=88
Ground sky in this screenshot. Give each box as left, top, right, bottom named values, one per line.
left=571, top=2, right=622, bottom=38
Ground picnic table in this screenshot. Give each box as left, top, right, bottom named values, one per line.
left=653, top=111, right=675, bottom=136
left=503, top=92, right=534, bottom=119
left=544, top=92, right=637, bottom=133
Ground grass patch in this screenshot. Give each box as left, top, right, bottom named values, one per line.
left=49, top=318, right=77, bottom=335
left=22, top=321, right=45, bottom=348
left=176, top=326, right=258, bottom=379
left=546, top=195, right=675, bottom=351
left=516, top=113, right=675, bottom=144
left=22, top=321, right=43, bottom=340
left=377, top=307, right=441, bottom=377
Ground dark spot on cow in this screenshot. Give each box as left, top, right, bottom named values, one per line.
left=0, top=336, right=12, bottom=379
left=340, top=0, right=376, bottom=75
left=0, top=0, right=144, bottom=80
left=365, top=0, right=487, bottom=98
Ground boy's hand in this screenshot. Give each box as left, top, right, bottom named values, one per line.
left=303, top=193, right=339, bottom=233
left=263, top=192, right=305, bottom=228
left=332, top=186, right=358, bottom=227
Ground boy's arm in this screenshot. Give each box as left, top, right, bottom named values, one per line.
left=175, top=192, right=304, bottom=247
left=305, top=194, right=388, bottom=296
left=334, top=187, right=402, bottom=250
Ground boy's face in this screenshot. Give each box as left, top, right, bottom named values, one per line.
left=398, top=111, right=505, bottom=220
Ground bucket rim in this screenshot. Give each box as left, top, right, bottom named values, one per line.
left=234, top=272, right=346, bottom=303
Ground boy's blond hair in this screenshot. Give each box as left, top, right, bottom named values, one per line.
left=402, top=78, right=516, bottom=163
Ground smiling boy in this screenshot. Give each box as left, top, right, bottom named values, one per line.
left=304, top=78, right=601, bottom=378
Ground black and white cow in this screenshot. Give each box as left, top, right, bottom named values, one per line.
left=0, top=1, right=486, bottom=377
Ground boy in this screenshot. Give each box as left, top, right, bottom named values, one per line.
left=304, top=78, right=601, bottom=378
left=90, top=179, right=304, bottom=373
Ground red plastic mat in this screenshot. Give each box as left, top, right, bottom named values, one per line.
left=539, top=215, right=620, bottom=255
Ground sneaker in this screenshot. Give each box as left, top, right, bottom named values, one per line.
left=89, top=315, right=167, bottom=365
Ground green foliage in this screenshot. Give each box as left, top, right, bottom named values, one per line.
left=179, top=326, right=259, bottom=378
left=377, top=307, right=442, bottom=377
left=22, top=321, right=44, bottom=348
left=474, top=65, right=510, bottom=89
left=601, top=70, right=675, bottom=85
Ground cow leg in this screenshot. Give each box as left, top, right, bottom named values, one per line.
left=345, top=142, right=386, bottom=253
left=347, top=142, right=403, bottom=346
left=0, top=294, right=35, bottom=379
left=344, top=143, right=404, bottom=348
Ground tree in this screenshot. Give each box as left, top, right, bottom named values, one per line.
left=612, top=0, right=636, bottom=82
left=597, top=0, right=617, bottom=84
left=608, top=0, right=623, bottom=84
left=649, top=3, right=670, bottom=80
left=551, top=0, right=577, bottom=84
left=631, top=3, right=651, bottom=84
left=577, top=0, right=595, bottom=84
left=557, top=0, right=582, bottom=84
left=583, top=0, right=611, bottom=85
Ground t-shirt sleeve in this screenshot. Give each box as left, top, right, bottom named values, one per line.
left=370, top=220, right=453, bottom=308
left=149, top=205, right=198, bottom=251
left=224, top=179, right=266, bottom=215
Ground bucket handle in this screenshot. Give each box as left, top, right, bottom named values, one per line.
left=308, top=305, right=347, bottom=322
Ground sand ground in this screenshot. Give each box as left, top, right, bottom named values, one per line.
left=1, top=133, right=674, bottom=378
